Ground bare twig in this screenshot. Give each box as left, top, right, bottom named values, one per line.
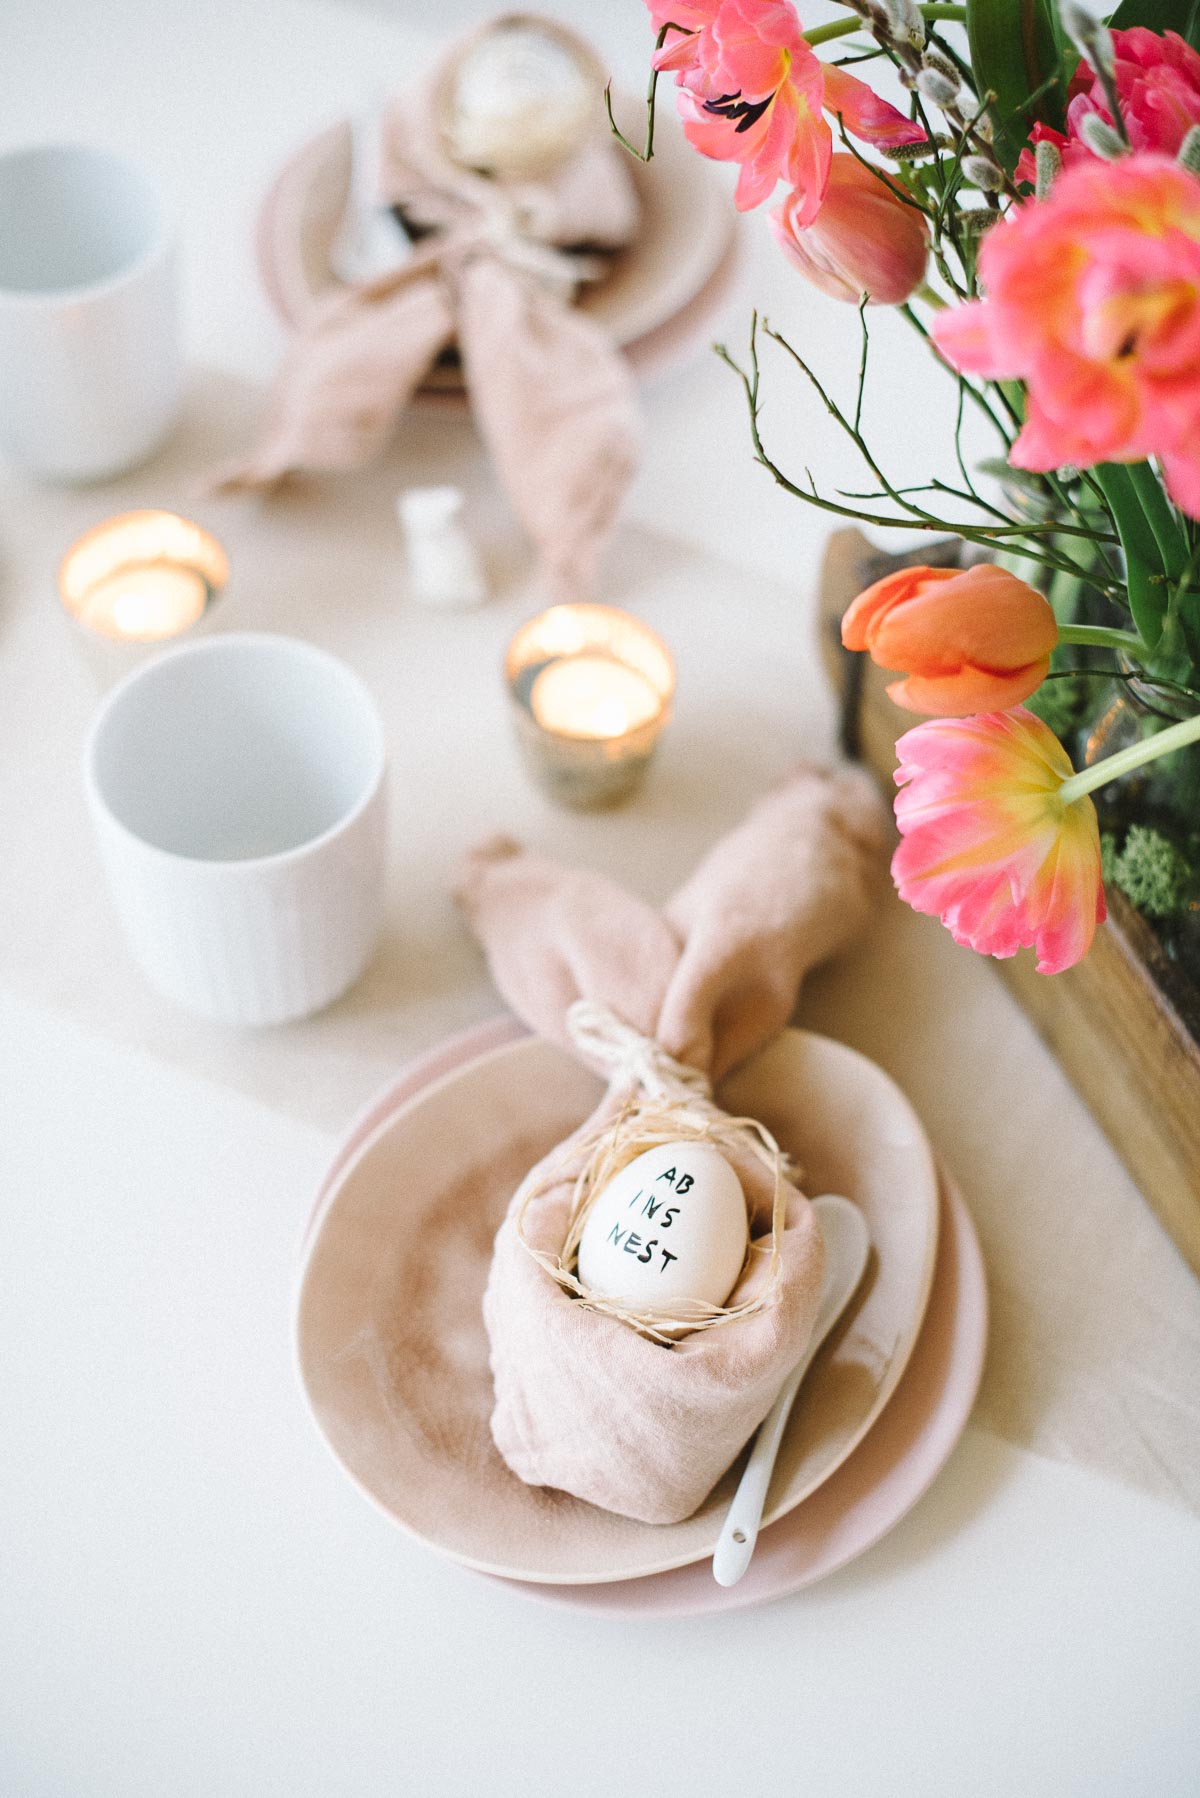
left=605, top=21, right=689, bottom=161
left=714, top=321, right=1121, bottom=591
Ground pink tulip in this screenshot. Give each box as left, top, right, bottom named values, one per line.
left=932, top=154, right=1200, bottom=517
left=1016, top=28, right=1200, bottom=184
left=891, top=708, right=1106, bottom=976
left=646, top=0, right=923, bottom=216
left=770, top=154, right=929, bottom=304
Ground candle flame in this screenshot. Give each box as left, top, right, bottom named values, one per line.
left=530, top=654, right=664, bottom=740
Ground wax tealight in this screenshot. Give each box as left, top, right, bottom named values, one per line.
left=576, top=1141, right=748, bottom=1325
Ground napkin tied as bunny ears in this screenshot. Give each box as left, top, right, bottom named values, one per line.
left=455, top=765, right=888, bottom=1525
left=218, top=15, right=641, bottom=601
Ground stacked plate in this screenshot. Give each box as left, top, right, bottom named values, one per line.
left=256, top=102, right=744, bottom=394
left=296, top=1019, right=987, bottom=1617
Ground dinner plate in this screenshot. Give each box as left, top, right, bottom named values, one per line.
left=257, top=99, right=738, bottom=396
left=508, top=1170, right=985, bottom=1615
left=296, top=1023, right=940, bottom=1585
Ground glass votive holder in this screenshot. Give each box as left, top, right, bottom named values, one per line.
left=59, top=509, right=230, bottom=687
left=505, top=603, right=675, bottom=809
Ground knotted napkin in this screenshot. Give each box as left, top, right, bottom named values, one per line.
left=220, top=15, right=641, bottom=599
left=455, top=764, right=888, bottom=1524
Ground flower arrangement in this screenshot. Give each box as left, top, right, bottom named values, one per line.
left=615, top=0, right=1200, bottom=976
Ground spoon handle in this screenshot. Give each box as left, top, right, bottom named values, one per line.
left=711, top=1352, right=814, bottom=1588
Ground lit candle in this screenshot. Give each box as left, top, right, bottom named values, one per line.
left=79, top=564, right=207, bottom=640
left=506, top=604, right=674, bottom=808
left=530, top=654, right=662, bottom=740
left=59, top=510, right=229, bottom=685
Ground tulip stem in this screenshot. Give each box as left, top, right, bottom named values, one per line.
left=1059, top=710, right=1200, bottom=806
left=1057, top=623, right=1148, bottom=655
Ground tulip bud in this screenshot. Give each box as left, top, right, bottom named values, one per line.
left=769, top=155, right=929, bottom=306
left=841, top=562, right=1059, bottom=715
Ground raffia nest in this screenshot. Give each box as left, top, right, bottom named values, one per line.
left=514, top=1085, right=795, bottom=1346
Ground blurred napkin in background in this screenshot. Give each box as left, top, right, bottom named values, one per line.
left=220, top=14, right=642, bottom=599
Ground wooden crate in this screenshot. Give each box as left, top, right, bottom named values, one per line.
left=818, top=527, right=1200, bottom=1276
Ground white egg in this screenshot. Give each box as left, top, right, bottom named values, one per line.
left=443, top=24, right=596, bottom=179
left=576, top=1141, right=748, bottom=1322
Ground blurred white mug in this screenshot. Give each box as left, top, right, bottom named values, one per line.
left=85, top=634, right=388, bottom=1026
left=0, top=143, right=181, bottom=481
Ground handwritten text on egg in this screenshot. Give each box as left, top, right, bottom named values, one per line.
left=604, top=1165, right=696, bottom=1273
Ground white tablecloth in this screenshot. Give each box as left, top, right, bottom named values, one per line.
left=3, top=3, right=1199, bottom=1794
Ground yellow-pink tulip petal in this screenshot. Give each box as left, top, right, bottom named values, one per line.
left=891, top=708, right=1106, bottom=975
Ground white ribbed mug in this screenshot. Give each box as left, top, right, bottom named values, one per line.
left=85, top=633, right=387, bottom=1026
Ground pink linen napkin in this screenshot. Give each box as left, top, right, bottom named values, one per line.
left=455, top=764, right=888, bottom=1524
left=220, top=16, right=641, bottom=600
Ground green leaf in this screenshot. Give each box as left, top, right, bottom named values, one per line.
left=1107, top=1, right=1200, bottom=51
left=966, top=0, right=1067, bottom=170
left=1124, top=461, right=1189, bottom=581
left=1091, top=462, right=1170, bottom=648
left=1145, top=607, right=1194, bottom=685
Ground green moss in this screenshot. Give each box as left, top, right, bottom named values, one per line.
left=1111, top=825, right=1194, bottom=920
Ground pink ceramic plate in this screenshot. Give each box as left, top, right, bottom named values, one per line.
left=508, top=1172, right=984, bottom=1614
left=297, top=1022, right=947, bottom=1586
left=300, top=1020, right=985, bottom=1612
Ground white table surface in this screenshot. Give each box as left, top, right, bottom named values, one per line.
left=3, top=3, right=1200, bottom=1795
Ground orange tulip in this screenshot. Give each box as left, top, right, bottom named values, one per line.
left=841, top=562, right=1059, bottom=716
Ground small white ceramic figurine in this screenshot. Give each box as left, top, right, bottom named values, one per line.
left=397, top=486, right=489, bottom=611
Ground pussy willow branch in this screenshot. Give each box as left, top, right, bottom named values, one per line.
left=927, top=28, right=976, bottom=95
left=838, top=0, right=1020, bottom=202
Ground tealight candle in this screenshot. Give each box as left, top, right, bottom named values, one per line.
left=505, top=603, right=675, bottom=808
left=59, top=510, right=229, bottom=686
left=529, top=653, right=661, bottom=739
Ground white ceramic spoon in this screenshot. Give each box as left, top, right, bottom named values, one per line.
left=712, top=1193, right=871, bottom=1588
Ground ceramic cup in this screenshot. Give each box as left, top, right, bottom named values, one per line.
left=0, top=144, right=182, bottom=481
left=85, top=633, right=388, bottom=1026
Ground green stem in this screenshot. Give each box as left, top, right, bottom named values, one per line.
left=805, top=4, right=966, bottom=48
left=1059, top=709, right=1200, bottom=806
left=1057, top=623, right=1147, bottom=655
